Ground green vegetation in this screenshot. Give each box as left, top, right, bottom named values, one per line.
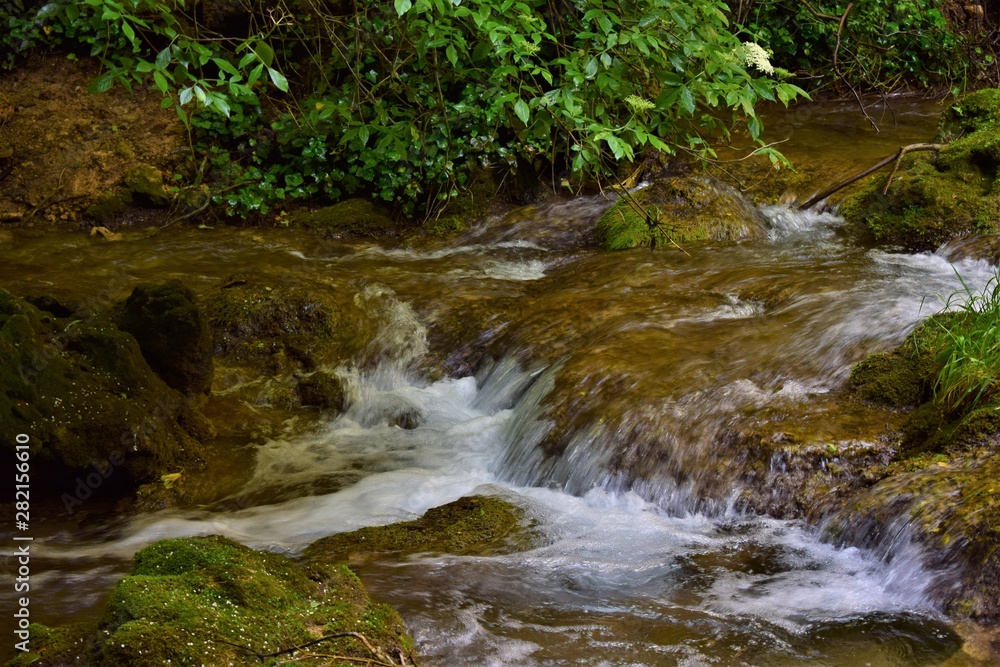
left=9, top=535, right=416, bottom=666
left=731, top=0, right=969, bottom=92
left=1, top=0, right=804, bottom=221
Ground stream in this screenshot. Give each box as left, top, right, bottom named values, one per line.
left=2, top=99, right=995, bottom=665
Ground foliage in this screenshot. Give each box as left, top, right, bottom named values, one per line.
left=1, top=0, right=806, bottom=219
left=921, top=272, right=1000, bottom=415
left=732, top=0, right=967, bottom=91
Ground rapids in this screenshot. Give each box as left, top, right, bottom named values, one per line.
left=2, top=99, right=993, bottom=665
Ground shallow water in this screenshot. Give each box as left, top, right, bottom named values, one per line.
left=1, top=97, right=993, bottom=665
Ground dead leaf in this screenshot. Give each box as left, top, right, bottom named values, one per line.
left=89, top=225, right=122, bottom=241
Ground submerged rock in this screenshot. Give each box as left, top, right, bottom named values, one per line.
left=841, top=89, right=1000, bottom=252
left=293, top=198, right=400, bottom=237
left=119, top=280, right=213, bottom=396
left=0, top=289, right=209, bottom=489
left=123, top=163, right=172, bottom=207
left=9, top=535, right=417, bottom=666
left=304, top=495, right=541, bottom=564
left=596, top=176, right=768, bottom=250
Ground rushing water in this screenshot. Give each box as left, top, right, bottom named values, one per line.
left=2, top=99, right=996, bottom=665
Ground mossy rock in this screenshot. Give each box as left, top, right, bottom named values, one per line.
left=294, top=198, right=400, bottom=237
left=596, top=176, right=768, bottom=250
left=849, top=343, right=934, bottom=408
left=0, top=289, right=209, bottom=487
left=826, top=455, right=1000, bottom=622
left=938, top=88, right=1000, bottom=140
left=841, top=89, right=1000, bottom=252
left=84, top=190, right=131, bottom=222
left=9, top=536, right=417, bottom=666
left=123, top=164, right=171, bottom=207
left=6, top=623, right=93, bottom=667
left=119, top=280, right=213, bottom=396
left=304, top=495, right=541, bottom=564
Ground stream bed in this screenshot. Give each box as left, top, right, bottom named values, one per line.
left=2, top=98, right=994, bottom=666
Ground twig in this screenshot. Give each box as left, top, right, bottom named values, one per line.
left=212, top=630, right=406, bottom=664
left=22, top=168, right=67, bottom=222
left=883, top=143, right=945, bottom=194
left=798, top=142, right=945, bottom=210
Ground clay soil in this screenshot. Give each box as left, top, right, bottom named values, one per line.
left=0, top=55, right=186, bottom=228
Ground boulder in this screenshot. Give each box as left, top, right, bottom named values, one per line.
left=119, top=280, right=213, bottom=396
left=10, top=535, right=417, bottom=666
left=0, top=289, right=209, bottom=489
left=597, top=176, right=768, bottom=250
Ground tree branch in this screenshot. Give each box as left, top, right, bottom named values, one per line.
left=798, top=142, right=945, bottom=210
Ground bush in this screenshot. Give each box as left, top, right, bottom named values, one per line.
left=1, top=0, right=807, bottom=219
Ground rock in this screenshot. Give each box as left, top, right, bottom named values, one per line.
left=304, top=495, right=541, bottom=564
left=938, top=233, right=1000, bottom=265
left=124, top=163, right=172, bottom=207
left=119, top=281, right=213, bottom=396
left=825, top=456, right=1000, bottom=621
left=296, top=370, right=346, bottom=411
left=388, top=406, right=421, bottom=429
left=293, top=198, right=400, bottom=237
left=84, top=191, right=130, bottom=222
left=10, top=535, right=417, bottom=666
left=0, top=289, right=209, bottom=489
left=841, top=88, right=1000, bottom=252
left=597, top=176, right=768, bottom=250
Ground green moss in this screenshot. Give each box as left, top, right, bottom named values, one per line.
left=596, top=177, right=767, bottom=250
left=84, top=191, right=131, bottom=222
left=849, top=346, right=932, bottom=408
left=294, top=198, right=400, bottom=237
left=76, top=535, right=417, bottom=666
left=124, top=164, right=171, bottom=207
left=0, top=288, right=208, bottom=487
left=5, top=623, right=93, bottom=666
left=939, top=88, right=1000, bottom=140
left=304, top=495, right=540, bottom=564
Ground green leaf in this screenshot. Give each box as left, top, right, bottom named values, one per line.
left=160, top=97, right=174, bottom=108
left=178, top=86, right=193, bottom=105
left=585, top=58, right=598, bottom=78
left=395, top=0, right=412, bottom=15
left=155, top=47, right=171, bottom=69
left=253, top=41, right=274, bottom=68
left=247, top=63, right=264, bottom=86
left=513, top=98, right=530, bottom=124
left=679, top=87, right=695, bottom=114
left=153, top=69, right=169, bottom=93
left=267, top=67, right=289, bottom=92
left=446, top=44, right=458, bottom=67
left=88, top=73, right=115, bottom=94
left=122, top=20, right=135, bottom=43
left=214, top=58, right=239, bottom=77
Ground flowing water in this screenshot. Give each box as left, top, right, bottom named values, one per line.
left=2, top=99, right=996, bottom=665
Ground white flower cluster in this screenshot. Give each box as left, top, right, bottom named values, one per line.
left=742, top=41, right=774, bottom=75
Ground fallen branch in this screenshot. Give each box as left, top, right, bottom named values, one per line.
left=798, top=142, right=945, bottom=210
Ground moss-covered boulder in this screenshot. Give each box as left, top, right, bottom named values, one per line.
left=296, top=370, right=347, bottom=410
left=841, top=89, right=1000, bottom=252
left=0, top=289, right=209, bottom=488
left=123, top=164, right=171, bottom=207
left=9, top=536, right=417, bottom=666
left=119, top=280, right=213, bottom=396
left=305, top=495, right=540, bottom=564
left=294, top=198, right=401, bottom=237
left=596, top=176, right=768, bottom=250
